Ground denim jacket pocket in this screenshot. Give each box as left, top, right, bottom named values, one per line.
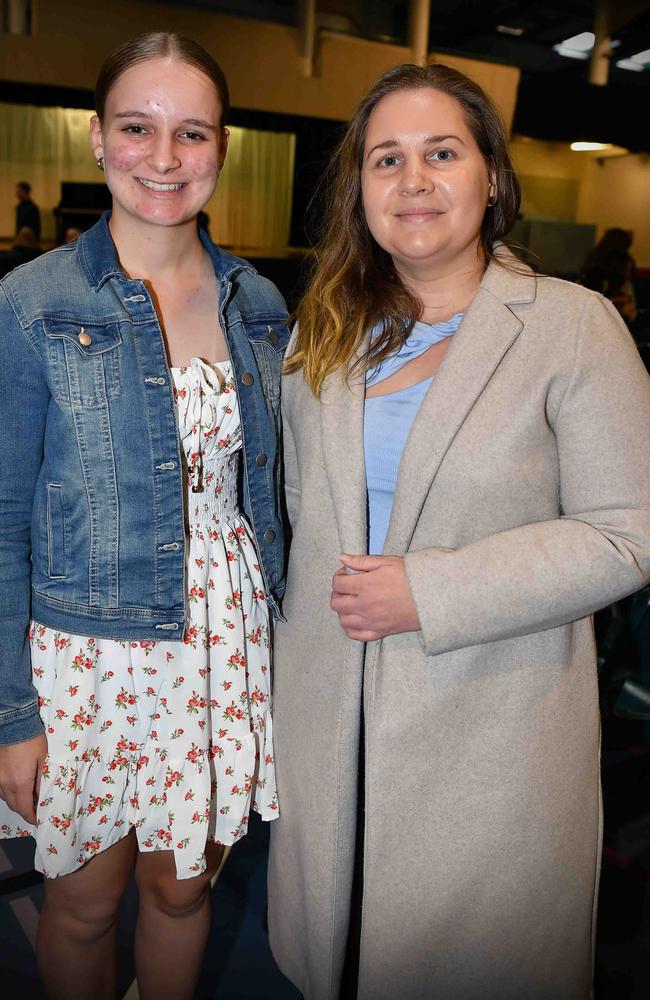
left=46, top=483, right=67, bottom=579
left=45, top=320, right=123, bottom=408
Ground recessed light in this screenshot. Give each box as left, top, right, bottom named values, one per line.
left=570, top=142, right=613, bottom=151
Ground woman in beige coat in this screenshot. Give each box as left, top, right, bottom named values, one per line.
left=268, top=64, right=650, bottom=1000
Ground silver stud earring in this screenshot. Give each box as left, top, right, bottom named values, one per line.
left=96, top=156, right=104, bottom=171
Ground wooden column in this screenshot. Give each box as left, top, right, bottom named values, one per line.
left=408, top=0, right=431, bottom=67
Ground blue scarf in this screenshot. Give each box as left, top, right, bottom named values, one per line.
left=365, top=312, right=464, bottom=387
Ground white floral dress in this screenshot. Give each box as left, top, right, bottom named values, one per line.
left=0, top=358, right=278, bottom=879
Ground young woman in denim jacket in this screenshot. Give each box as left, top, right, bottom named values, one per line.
left=0, top=32, right=288, bottom=999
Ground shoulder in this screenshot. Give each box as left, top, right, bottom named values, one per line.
left=0, top=243, right=82, bottom=323
left=234, top=267, right=288, bottom=318
left=203, top=239, right=288, bottom=319
left=529, top=273, right=631, bottom=339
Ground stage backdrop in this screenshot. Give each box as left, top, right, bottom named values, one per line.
left=0, top=101, right=296, bottom=248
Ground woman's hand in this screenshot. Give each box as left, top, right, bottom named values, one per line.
left=0, top=732, right=48, bottom=825
left=330, top=554, right=421, bottom=641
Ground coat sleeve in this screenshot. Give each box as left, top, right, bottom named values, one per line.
left=0, top=284, right=48, bottom=744
left=404, top=294, right=650, bottom=656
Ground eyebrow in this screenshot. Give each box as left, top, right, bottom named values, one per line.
left=365, top=134, right=465, bottom=161
left=114, top=111, right=217, bottom=130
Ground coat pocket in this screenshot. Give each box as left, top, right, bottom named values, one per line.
left=46, top=483, right=66, bottom=579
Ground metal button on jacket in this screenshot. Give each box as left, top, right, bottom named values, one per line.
left=263, top=529, right=276, bottom=543
left=78, top=328, right=92, bottom=347
left=241, top=372, right=254, bottom=386
left=255, top=453, right=268, bottom=467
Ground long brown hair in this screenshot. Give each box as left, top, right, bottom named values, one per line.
left=95, top=32, right=230, bottom=126
left=287, top=63, right=521, bottom=396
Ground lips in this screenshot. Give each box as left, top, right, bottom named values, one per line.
left=395, top=207, right=443, bottom=220
left=136, top=178, right=187, bottom=192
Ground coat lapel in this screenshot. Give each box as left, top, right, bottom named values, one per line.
left=320, top=359, right=368, bottom=555
left=384, top=259, right=536, bottom=555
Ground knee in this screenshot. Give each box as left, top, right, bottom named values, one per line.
left=136, top=867, right=211, bottom=920
left=43, top=882, right=123, bottom=941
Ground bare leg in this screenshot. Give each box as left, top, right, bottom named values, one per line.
left=37, top=829, right=137, bottom=1000
left=134, top=841, right=225, bottom=1000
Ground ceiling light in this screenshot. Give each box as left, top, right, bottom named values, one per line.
left=496, top=24, right=524, bottom=37
left=616, top=47, right=650, bottom=71
left=561, top=32, right=595, bottom=51
left=570, top=142, right=613, bottom=151
left=554, top=31, right=594, bottom=60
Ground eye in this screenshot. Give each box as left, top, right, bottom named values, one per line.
left=377, top=153, right=401, bottom=168
left=122, top=124, right=148, bottom=135
left=180, top=130, right=207, bottom=142
left=430, top=148, right=455, bottom=162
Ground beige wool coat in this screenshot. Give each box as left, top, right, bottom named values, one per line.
left=267, top=256, right=650, bottom=1000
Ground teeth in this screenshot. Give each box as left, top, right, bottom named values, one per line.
left=138, top=179, right=185, bottom=191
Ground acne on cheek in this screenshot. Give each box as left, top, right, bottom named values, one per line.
left=107, top=144, right=142, bottom=170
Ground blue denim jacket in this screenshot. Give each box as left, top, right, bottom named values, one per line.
left=0, top=214, right=289, bottom=744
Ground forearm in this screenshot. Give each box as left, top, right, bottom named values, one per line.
left=405, top=511, right=650, bottom=655
left=0, top=286, right=48, bottom=742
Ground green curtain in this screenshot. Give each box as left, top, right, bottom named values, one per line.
left=0, top=101, right=295, bottom=248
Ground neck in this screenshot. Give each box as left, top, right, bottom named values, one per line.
left=108, top=212, right=206, bottom=281
left=395, top=242, right=486, bottom=323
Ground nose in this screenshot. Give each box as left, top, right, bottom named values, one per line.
left=400, top=159, right=433, bottom=196
left=148, top=131, right=181, bottom=174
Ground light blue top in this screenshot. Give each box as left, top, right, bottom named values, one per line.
left=364, top=313, right=464, bottom=555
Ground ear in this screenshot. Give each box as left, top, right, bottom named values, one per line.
left=218, top=126, right=230, bottom=171
left=89, top=114, right=103, bottom=161
left=488, top=165, right=497, bottom=203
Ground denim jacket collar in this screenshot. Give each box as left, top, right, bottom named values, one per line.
left=79, top=212, right=257, bottom=292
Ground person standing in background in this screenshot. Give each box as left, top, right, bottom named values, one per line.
left=15, top=181, right=41, bottom=241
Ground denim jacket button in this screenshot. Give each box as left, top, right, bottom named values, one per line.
left=78, top=328, right=92, bottom=346
left=263, top=529, right=276, bottom=543
left=255, top=452, right=268, bottom=467
left=241, top=372, right=254, bottom=386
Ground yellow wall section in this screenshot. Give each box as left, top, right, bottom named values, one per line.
left=577, top=154, right=650, bottom=267
left=0, top=1, right=518, bottom=128
left=511, top=137, right=650, bottom=266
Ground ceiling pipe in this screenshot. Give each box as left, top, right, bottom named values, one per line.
left=298, top=0, right=317, bottom=78
left=409, top=0, right=432, bottom=67
left=589, top=0, right=611, bottom=86
left=4, top=0, right=32, bottom=34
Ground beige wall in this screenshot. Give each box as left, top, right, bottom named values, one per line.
left=429, top=53, right=520, bottom=137
left=576, top=154, right=650, bottom=268
left=0, top=1, right=518, bottom=128
left=511, top=136, right=650, bottom=266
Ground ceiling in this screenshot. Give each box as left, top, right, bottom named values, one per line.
left=161, top=0, right=650, bottom=148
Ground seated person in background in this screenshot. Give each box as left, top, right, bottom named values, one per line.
left=0, top=227, right=43, bottom=278
left=15, top=181, right=41, bottom=241
left=582, top=227, right=637, bottom=324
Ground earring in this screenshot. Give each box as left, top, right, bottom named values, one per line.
left=96, top=156, right=104, bottom=171
left=487, top=191, right=497, bottom=207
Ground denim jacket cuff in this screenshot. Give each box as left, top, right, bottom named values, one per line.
left=0, top=700, right=44, bottom=746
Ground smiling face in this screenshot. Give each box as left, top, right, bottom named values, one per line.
left=360, top=87, right=494, bottom=279
left=90, top=55, right=228, bottom=231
